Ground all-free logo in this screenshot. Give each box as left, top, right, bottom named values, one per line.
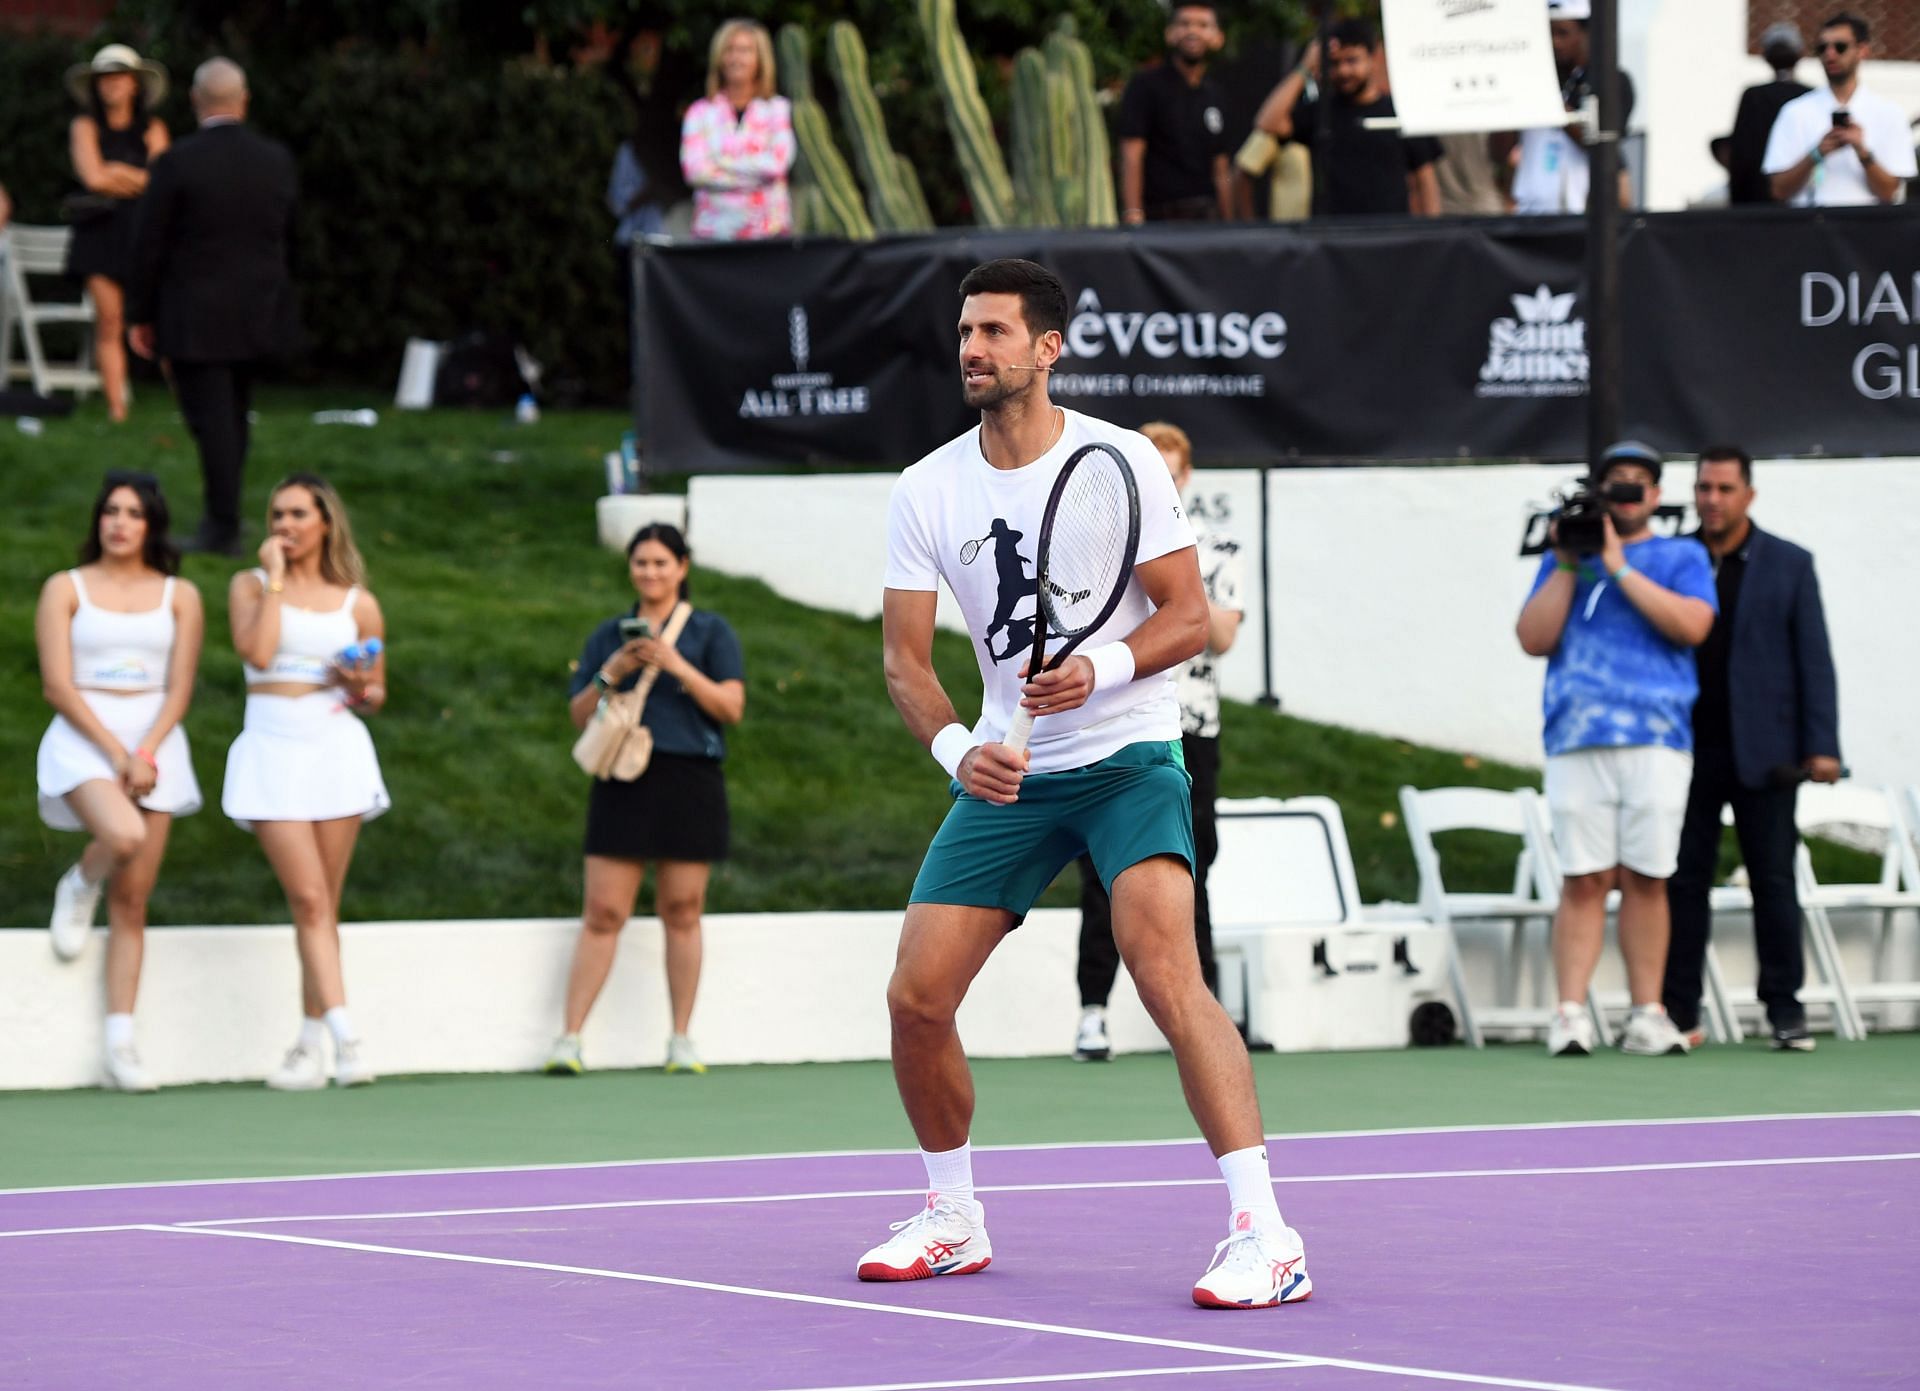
left=738, top=304, right=872, bottom=419
left=1475, top=285, right=1588, bottom=399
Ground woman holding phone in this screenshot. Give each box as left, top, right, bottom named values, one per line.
left=35, top=471, right=202, bottom=1091
left=547, top=523, right=744, bottom=1077
left=225, top=473, right=389, bottom=1090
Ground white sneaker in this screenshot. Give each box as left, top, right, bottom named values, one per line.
left=1192, top=1209, right=1312, bottom=1309
left=1620, top=1009, right=1690, bottom=1056
left=856, top=1193, right=993, bottom=1281
left=664, top=1033, right=706, bottom=1075
left=333, top=1039, right=377, bottom=1087
left=543, top=1033, right=585, bottom=1075
left=266, top=1042, right=328, bottom=1091
left=50, top=864, right=102, bottom=961
left=103, top=1043, right=158, bottom=1093
left=1546, top=1006, right=1596, bottom=1057
left=1073, top=1006, right=1111, bottom=1062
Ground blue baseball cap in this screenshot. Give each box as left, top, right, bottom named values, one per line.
left=1594, top=439, right=1662, bottom=483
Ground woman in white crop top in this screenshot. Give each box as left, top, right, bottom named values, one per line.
left=225, top=472, right=390, bottom=1091
left=34, top=471, right=204, bottom=1093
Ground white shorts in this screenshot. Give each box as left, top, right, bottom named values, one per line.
left=222, top=692, right=391, bottom=832
left=1544, top=745, right=1693, bottom=879
left=36, top=689, right=202, bottom=831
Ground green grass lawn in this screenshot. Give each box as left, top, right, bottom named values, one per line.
left=2, top=389, right=1870, bottom=928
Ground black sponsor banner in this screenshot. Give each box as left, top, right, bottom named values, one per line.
left=637, top=209, right=1918, bottom=468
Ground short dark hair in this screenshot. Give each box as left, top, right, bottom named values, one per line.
left=1169, top=1, right=1221, bottom=20
left=1698, top=444, right=1753, bottom=483
left=1329, top=18, right=1378, bottom=50
left=1820, top=12, right=1869, bottom=44
left=79, top=470, right=178, bottom=575
left=957, top=259, right=1069, bottom=341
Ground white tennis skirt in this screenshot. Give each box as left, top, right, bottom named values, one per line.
left=222, top=692, right=391, bottom=831
left=37, top=690, right=203, bottom=831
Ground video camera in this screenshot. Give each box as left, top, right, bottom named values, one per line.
left=1518, top=478, right=1644, bottom=557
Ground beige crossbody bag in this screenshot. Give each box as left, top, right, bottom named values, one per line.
left=571, top=601, right=693, bottom=781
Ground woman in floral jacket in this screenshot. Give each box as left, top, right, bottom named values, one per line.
left=679, top=19, right=795, bottom=241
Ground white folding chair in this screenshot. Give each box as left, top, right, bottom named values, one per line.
left=1793, top=783, right=1920, bottom=1036
left=0, top=225, right=100, bottom=400
left=1397, top=784, right=1603, bottom=1048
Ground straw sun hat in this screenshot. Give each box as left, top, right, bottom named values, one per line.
left=65, top=44, right=169, bottom=108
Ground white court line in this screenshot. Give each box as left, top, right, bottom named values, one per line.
left=147, top=1223, right=1621, bottom=1391
left=3, top=1109, right=1913, bottom=1198
left=6, top=1150, right=1917, bottom=1241
left=772, top=1363, right=1310, bottom=1390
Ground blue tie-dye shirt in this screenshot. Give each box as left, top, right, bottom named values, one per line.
left=1528, top=535, right=1717, bottom=757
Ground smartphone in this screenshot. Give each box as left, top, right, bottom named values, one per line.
left=618, top=616, right=652, bottom=642
left=1831, top=110, right=1852, bottom=129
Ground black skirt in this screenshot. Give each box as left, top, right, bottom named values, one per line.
left=584, top=752, right=730, bottom=862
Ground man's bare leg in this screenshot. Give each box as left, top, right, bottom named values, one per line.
left=886, top=902, right=1013, bottom=1152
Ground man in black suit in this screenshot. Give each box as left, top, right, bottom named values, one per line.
left=1665, top=445, right=1841, bottom=1052
left=128, top=57, right=299, bottom=555
left=1725, top=24, right=1811, bottom=204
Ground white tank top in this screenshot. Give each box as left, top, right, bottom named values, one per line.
left=68, top=570, right=176, bottom=692
left=243, top=570, right=361, bottom=686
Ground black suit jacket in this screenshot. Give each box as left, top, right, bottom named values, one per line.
left=1727, top=78, right=1809, bottom=204
left=127, top=121, right=301, bottom=363
left=1708, top=524, right=1841, bottom=787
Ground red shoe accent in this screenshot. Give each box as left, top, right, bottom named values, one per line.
left=857, top=1254, right=991, bottom=1283
left=1191, top=1286, right=1310, bottom=1309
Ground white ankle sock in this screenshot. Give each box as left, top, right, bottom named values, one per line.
left=921, top=1141, right=976, bottom=1210
left=323, top=1007, right=355, bottom=1045
left=299, top=1017, right=327, bottom=1050
left=1218, top=1145, right=1283, bottom=1223
left=104, top=1013, right=135, bottom=1050
left=74, top=861, right=107, bottom=888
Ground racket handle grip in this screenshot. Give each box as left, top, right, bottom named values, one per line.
left=1003, top=707, right=1035, bottom=754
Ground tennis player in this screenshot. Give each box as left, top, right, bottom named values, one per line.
left=863, top=258, right=1311, bottom=1308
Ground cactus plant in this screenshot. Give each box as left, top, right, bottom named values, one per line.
left=1009, top=48, right=1059, bottom=226
left=826, top=21, right=929, bottom=234
left=895, top=153, right=936, bottom=229
left=777, top=24, right=875, bottom=239
left=915, top=0, right=1015, bottom=227
left=1050, top=25, right=1116, bottom=226
left=1043, top=42, right=1083, bottom=225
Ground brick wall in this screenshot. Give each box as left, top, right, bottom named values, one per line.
left=1748, top=2, right=1920, bottom=63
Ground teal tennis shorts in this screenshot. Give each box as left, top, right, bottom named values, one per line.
left=909, top=739, right=1195, bottom=922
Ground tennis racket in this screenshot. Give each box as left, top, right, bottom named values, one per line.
left=1003, top=442, right=1141, bottom=753
left=959, top=533, right=993, bottom=566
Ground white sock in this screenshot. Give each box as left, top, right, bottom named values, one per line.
left=299, top=1017, right=327, bottom=1050
left=74, top=861, right=107, bottom=887
left=921, top=1141, right=976, bottom=1212
left=1218, top=1144, right=1283, bottom=1224
left=1557, top=1000, right=1585, bottom=1017
left=323, top=1007, right=355, bottom=1046
left=1630, top=1003, right=1668, bottom=1020
left=104, top=1013, right=135, bottom=1050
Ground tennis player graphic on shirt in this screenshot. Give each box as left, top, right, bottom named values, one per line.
left=866, top=257, right=1313, bottom=1308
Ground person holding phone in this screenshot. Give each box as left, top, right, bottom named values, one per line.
left=1763, top=13, right=1914, bottom=206
left=546, top=523, right=745, bottom=1077
left=224, top=473, right=389, bottom=1090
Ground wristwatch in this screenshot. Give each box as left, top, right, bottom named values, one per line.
left=591, top=669, right=614, bottom=694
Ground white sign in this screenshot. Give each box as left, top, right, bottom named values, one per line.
left=1380, top=0, right=1569, bottom=135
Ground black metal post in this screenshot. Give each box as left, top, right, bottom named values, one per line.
left=629, top=238, right=652, bottom=493
left=1311, top=2, right=1336, bottom=218
left=1256, top=460, right=1279, bottom=710
left=1583, top=0, right=1623, bottom=465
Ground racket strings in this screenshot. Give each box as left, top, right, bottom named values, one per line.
left=1039, top=462, right=1129, bottom=637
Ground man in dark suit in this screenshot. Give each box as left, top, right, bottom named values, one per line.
left=1665, top=445, right=1841, bottom=1052
left=1725, top=24, right=1811, bottom=204
left=127, top=57, right=299, bottom=555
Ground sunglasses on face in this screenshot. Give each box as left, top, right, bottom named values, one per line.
left=1816, top=40, right=1852, bottom=54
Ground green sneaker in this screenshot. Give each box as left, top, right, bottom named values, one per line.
left=543, top=1033, right=584, bottom=1076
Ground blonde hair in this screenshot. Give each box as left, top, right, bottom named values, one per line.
left=706, top=19, right=776, bottom=101
left=1139, top=421, right=1193, bottom=473
left=269, top=473, right=367, bottom=588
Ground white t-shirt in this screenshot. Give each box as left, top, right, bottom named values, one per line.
left=1512, top=127, right=1590, bottom=214
left=885, top=408, right=1197, bottom=774
left=1762, top=84, right=1915, bottom=206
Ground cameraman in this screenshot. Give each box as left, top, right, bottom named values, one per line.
left=1516, top=441, right=1716, bottom=1057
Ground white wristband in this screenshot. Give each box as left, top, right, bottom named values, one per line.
left=1083, top=642, right=1136, bottom=692
left=930, top=723, right=974, bottom=779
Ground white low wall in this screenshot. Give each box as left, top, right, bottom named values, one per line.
left=689, top=459, right=1920, bottom=789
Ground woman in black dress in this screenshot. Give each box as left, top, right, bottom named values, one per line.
left=64, top=45, right=170, bottom=424
left=548, top=524, right=745, bottom=1077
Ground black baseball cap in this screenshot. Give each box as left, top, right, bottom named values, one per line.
left=1594, top=439, right=1662, bottom=483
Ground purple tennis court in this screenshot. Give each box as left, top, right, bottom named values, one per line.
left=6, top=1112, right=1917, bottom=1390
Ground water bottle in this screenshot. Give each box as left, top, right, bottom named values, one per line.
left=515, top=393, right=540, bottom=425
left=16, top=417, right=44, bottom=437
left=338, top=637, right=384, bottom=670
left=312, top=408, right=379, bottom=427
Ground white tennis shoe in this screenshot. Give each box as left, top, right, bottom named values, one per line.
left=50, top=864, right=102, bottom=961
left=333, top=1039, right=377, bottom=1087
left=856, top=1193, right=993, bottom=1281
left=266, top=1041, right=327, bottom=1091
left=1620, top=1008, right=1690, bottom=1056
left=1073, top=1006, right=1111, bottom=1062
left=1546, top=1005, right=1595, bottom=1057
left=102, top=1043, right=158, bottom=1093
left=1192, top=1209, right=1312, bottom=1309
